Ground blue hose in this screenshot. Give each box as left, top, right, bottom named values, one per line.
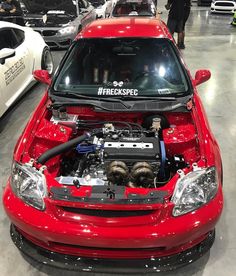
left=76, top=143, right=103, bottom=154
left=160, top=140, right=166, bottom=178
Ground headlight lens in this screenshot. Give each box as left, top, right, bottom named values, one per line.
left=10, top=162, right=47, bottom=210
left=58, top=26, right=76, bottom=35
left=172, top=167, right=218, bottom=217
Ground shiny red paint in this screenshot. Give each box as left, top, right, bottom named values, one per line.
left=3, top=18, right=223, bottom=263
left=163, top=124, right=200, bottom=163
left=193, top=70, right=211, bottom=86
left=33, top=70, right=52, bottom=85
left=77, top=17, right=174, bottom=41
left=14, top=227, right=212, bottom=259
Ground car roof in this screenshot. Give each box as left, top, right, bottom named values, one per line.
left=77, top=18, right=173, bottom=40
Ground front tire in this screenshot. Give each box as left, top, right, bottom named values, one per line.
left=41, top=47, right=53, bottom=75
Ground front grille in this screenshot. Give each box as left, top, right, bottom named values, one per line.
left=215, top=2, right=234, bottom=7
left=61, top=207, right=155, bottom=217
left=42, top=30, right=57, bottom=36
left=214, top=8, right=234, bottom=11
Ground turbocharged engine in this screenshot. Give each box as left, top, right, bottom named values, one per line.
left=57, top=116, right=170, bottom=188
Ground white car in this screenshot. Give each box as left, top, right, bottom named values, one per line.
left=90, top=0, right=116, bottom=18
left=0, top=21, right=53, bottom=118
left=211, top=0, right=236, bottom=13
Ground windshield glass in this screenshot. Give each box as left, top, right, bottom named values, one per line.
left=53, top=38, right=190, bottom=98
left=112, top=0, right=155, bottom=17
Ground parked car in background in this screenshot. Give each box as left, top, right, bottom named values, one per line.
left=89, top=0, right=115, bottom=18
left=0, top=21, right=53, bottom=118
left=3, top=17, right=223, bottom=273
left=211, top=0, right=236, bottom=13
left=21, top=0, right=96, bottom=49
left=111, top=0, right=156, bottom=17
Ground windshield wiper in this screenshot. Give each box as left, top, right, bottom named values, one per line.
left=112, top=96, right=177, bottom=101
left=138, top=96, right=177, bottom=101
left=51, top=101, right=115, bottom=111
left=54, top=92, right=133, bottom=109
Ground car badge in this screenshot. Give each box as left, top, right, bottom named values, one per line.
left=42, top=14, right=47, bottom=24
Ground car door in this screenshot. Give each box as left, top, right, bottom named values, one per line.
left=0, top=70, right=4, bottom=117
left=0, top=27, right=31, bottom=115
left=79, top=0, right=96, bottom=27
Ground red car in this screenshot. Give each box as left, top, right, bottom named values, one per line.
left=3, top=18, right=223, bottom=273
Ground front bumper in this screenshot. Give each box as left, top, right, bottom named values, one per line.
left=11, top=224, right=215, bottom=273
left=33, top=28, right=77, bottom=49
left=3, top=180, right=223, bottom=253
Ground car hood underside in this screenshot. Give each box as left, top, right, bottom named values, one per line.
left=25, top=14, right=75, bottom=28
left=21, top=0, right=77, bottom=15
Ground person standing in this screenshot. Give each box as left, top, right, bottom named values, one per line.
left=180, top=0, right=192, bottom=49
left=165, top=0, right=185, bottom=49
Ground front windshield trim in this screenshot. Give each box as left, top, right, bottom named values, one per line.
left=50, top=94, right=191, bottom=112
left=50, top=37, right=193, bottom=99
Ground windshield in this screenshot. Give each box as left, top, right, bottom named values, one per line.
left=112, top=0, right=155, bottom=17
left=53, top=38, right=190, bottom=98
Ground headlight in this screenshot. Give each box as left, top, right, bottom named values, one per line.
left=58, top=26, right=76, bottom=35
left=171, top=167, right=218, bottom=217
left=10, top=162, right=47, bottom=211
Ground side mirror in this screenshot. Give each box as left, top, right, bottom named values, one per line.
left=33, top=70, right=52, bottom=85
left=0, top=48, right=15, bottom=65
left=194, top=70, right=211, bottom=86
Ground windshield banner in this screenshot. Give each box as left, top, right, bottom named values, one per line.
left=98, top=87, right=138, bottom=96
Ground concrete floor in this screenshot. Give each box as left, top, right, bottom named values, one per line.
left=1, top=1, right=236, bottom=275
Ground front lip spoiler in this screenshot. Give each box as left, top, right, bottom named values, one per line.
left=10, top=224, right=215, bottom=274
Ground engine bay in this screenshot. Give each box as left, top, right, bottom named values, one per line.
left=58, top=118, right=164, bottom=188
left=25, top=107, right=200, bottom=190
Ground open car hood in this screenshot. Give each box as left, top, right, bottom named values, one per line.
left=21, top=0, right=77, bottom=15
